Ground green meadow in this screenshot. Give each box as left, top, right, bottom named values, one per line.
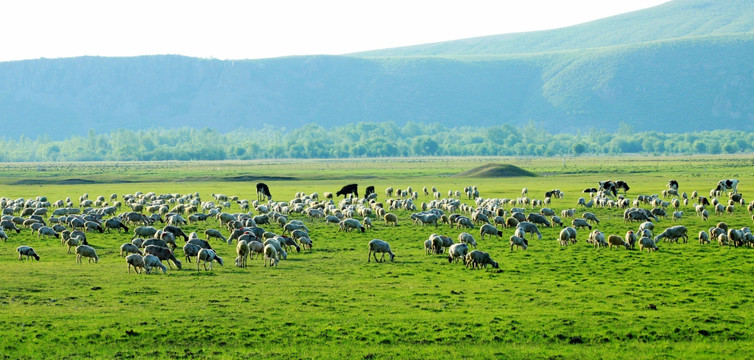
left=1, top=156, right=754, bottom=359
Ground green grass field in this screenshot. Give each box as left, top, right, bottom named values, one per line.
left=1, top=156, right=754, bottom=359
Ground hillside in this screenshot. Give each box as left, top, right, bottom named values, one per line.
left=354, top=0, right=754, bottom=56
left=0, top=0, right=752, bottom=140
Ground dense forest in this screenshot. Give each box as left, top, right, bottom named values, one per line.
left=0, top=122, right=750, bottom=162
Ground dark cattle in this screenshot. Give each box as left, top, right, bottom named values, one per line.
left=256, top=183, right=272, bottom=201
left=599, top=181, right=618, bottom=197
left=364, top=186, right=375, bottom=199
left=583, top=188, right=598, bottom=194
left=715, top=179, right=739, bottom=195
left=668, top=180, right=679, bottom=191
left=615, top=181, right=630, bottom=194
left=336, top=184, right=358, bottom=198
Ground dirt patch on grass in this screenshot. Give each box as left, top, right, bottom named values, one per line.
left=455, top=163, right=536, bottom=178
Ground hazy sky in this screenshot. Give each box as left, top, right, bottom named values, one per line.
left=0, top=0, right=669, bottom=62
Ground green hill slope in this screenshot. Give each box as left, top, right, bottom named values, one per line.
left=354, top=0, right=754, bottom=57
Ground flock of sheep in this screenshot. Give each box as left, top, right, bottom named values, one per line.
left=3, top=177, right=750, bottom=273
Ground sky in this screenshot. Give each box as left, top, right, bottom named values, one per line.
left=0, top=0, right=669, bottom=62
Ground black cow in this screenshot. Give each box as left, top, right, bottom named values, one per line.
left=256, top=183, right=272, bottom=201
left=583, top=187, right=598, bottom=194
left=668, top=179, right=679, bottom=191
left=615, top=181, right=630, bottom=194
left=336, top=184, right=358, bottom=198
left=364, top=186, right=375, bottom=199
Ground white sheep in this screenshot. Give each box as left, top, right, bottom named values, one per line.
left=0, top=228, right=7, bottom=241
left=264, top=244, right=279, bottom=267
left=120, top=243, right=143, bottom=257
left=197, top=248, right=223, bottom=271
left=363, top=217, right=373, bottom=230
left=447, top=243, right=469, bottom=263
left=235, top=240, right=249, bottom=268
left=125, top=254, right=146, bottom=274
left=698, top=231, right=710, bottom=244
left=509, top=235, right=528, bottom=251
left=339, top=218, right=365, bottom=233
left=479, top=224, right=503, bottom=240
left=16, top=245, right=40, bottom=260
left=639, top=237, right=659, bottom=252
left=367, top=239, right=395, bottom=262
left=298, top=236, right=313, bottom=250
left=457, top=232, right=477, bottom=248
left=143, top=254, right=168, bottom=274
left=423, top=239, right=433, bottom=254
left=464, top=250, right=498, bottom=269
left=75, top=245, right=99, bottom=263
left=204, top=229, right=229, bottom=244
left=383, top=213, right=398, bottom=226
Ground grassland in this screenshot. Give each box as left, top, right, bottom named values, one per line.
left=2, top=156, right=754, bottom=359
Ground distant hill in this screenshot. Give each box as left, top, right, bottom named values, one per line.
left=0, top=0, right=752, bottom=140
left=354, top=0, right=754, bottom=56
left=455, top=164, right=537, bottom=178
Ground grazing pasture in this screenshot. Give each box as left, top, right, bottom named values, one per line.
left=1, top=156, right=754, bottom=359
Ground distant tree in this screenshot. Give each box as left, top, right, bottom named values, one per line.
left=572, top=143, right=586, bottom=156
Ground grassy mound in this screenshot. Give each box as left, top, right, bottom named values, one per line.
left=455, top=163, right=536, bottom=178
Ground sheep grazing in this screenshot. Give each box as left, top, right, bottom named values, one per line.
left=698, top=231, right=710, bottom=244
left=423, top=239, right=433, bottom=255
left=465, top=250, right=499, bottom=269
left=607, top=235, right=630, bottom=250
left=120, top=243, right=143, bottom=257
left=367, top=239, right=395, bottom=263
left=298, top=236, right=313, bottom=250
left=571, top=218, right=592, bottom=230
left=37, top=226, right=59, bottom=239
left=264, top=244, right=279, bottom=267
left=183, top=243, right=201, bottom=263
left=144, top=245, right=183, bottom=270
left=447, top=243, right=469, bottom=263
left=559, top=227, right=577, bottom=246
left=582, top=212, right=600, bottom=225
left=526, top=213, right=551, bottom=227
left=143, top=254, right=168, bottom=274
left=204, top=229, right=228, bottom=244
left=339, top=218, right=365, bottom=233
left=457, top=232, right=477, bottom=248
left=479, top=224, right=503, bottom=240
left=125, top=254, right=146, bottom=274
left=654, top=225, right=688, bottom=244
left=510, top=235, right=528, bottom=251
left=639, top=237, right=659, bottom=252
left=516, top=222, right=543, bottom=240
left=410, top=213, right=439, bottom=228
left=75, top=245, right=99, bottom=263
left=625, top=230, right=638, bottom=249
left=0, top=228, right=8, bottom=242
left=588, top=230, right=608, bottom=248
left=16, top=245, right=40, bottom=261
left=383, top=213, right=398, bottom=226
left=717, top=234, right=730, bottom=247
left=197, top=248, right=224, bottom=271
left=363, top=217, right=373, bottom=229
left=235, top=240, right=250, bottom=268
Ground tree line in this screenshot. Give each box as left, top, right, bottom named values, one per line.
left=0, top=122, right=752, bottom=162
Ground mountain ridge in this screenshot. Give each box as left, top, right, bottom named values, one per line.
left=0, top=0, right=752, bottom=140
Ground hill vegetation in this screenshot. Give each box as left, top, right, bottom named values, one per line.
left=0, top=0, right=752, bottom=143
left=455, top=164, right=537, bottom=178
